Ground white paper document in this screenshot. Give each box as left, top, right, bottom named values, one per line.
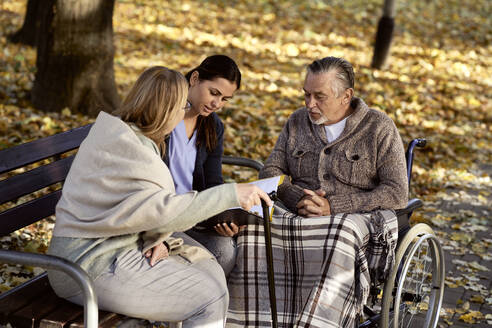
left=247, top=175, right=284, bottom=219
left=198, top=175, right=285, bottom=228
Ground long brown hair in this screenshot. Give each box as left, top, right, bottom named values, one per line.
left=113, top=66, right=188, bottom=154
left=186, top=55, right=241, bottom=152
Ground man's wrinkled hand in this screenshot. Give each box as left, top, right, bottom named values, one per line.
left=296, top=189, right=331, bottom=217
left=144, top=242, right=169, bottom=266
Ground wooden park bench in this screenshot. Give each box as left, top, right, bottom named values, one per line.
left=0, top=123, right=123, bottom=327
left=0, top=124, right=188, bottom=328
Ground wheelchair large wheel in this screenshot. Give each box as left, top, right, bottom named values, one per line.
left=381, top=223, right=445, bottom=328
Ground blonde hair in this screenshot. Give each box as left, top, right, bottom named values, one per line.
left=113, top=66, right=188, bottom=154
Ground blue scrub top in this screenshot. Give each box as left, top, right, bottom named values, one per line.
left=168, top=120, right=197, bottom=194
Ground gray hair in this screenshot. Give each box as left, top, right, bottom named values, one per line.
left=307, top=57, right=355, bottom=97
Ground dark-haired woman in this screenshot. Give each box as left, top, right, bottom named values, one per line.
left=164, top=55, right=241, bottom=276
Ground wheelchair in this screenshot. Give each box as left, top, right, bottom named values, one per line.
left=222, top=138, right=445, bottom=328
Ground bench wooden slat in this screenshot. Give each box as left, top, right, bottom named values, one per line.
left=0, top=273, right=51, bottom=323
left=69, top=311, right=123, bottom=328
left=39, top=302, right=83, bottom=328
left=0, top=191, right=61, bottom=236
left=0, top=124, right=91, bottom=175
left=0, top=156, right=74, bottom=204
left=0, top=272, right=124, bottom=328
left=8, top=286, right=63, bottom=328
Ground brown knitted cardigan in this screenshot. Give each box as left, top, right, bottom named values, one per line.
left=259, top=97, right=408, bottom=214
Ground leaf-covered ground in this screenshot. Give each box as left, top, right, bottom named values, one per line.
left=0, top=0, right=491, bottom=326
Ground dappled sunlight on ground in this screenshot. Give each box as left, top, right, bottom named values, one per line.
left=0, top=0, right=491, bottom=325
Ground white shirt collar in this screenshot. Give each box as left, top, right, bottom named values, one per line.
left=323, top=116, right=349, bottom=143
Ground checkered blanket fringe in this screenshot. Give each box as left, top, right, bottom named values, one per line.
left=226, top=206, right=398, bottom=328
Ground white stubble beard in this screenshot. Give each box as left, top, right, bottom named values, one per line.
left=308, top=110, right=329, bottom=125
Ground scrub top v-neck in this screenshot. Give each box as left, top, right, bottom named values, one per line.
left=168, top=120, right=197, bottom=194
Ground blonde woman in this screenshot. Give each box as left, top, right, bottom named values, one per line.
left=47, top=66, right=271, bottom=327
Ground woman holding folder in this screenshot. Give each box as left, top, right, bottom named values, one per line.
left=164, top=55, right=244, bottom=276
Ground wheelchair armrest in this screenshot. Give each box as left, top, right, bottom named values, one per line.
left=0, top=250, right=98, bottom=328
left=395, top=198, right=423, bottom=238
left=395, top=198, right=423, bottom=217
left=222, top=156, right=264, bottom=172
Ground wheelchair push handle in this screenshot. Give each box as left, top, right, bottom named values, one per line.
left=406, top=138, right=427, bottom=189
left=414, top=138, right=427, bottom=147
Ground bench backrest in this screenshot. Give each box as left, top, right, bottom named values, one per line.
left=0, top=124, right=93, bottom=236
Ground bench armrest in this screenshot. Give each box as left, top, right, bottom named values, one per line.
left=0, top=250, right=98, bottom=328
left=222, top=156, right=264, bottom=172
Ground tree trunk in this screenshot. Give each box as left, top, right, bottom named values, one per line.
left=8, top=0, right=40, bottom=46
left=371, top=0, right=396, bottom=69
left=32, top=0, right=120, bottom=116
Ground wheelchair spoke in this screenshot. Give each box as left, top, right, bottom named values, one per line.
left=381, top=225, right=444, bottom=328
left=392, top=238, right=436, bottom=327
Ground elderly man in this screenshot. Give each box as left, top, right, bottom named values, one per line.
left=260, top=56, right=408, bottom=216
left=227, top=57, right=408, bottom=328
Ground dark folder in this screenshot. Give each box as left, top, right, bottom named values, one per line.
left=197, top=208, right=263, bottom=228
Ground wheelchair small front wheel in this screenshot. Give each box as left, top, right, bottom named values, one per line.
left=381, top=223, right=445, bottom=328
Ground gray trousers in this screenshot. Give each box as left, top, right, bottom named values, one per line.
left=67, top=234, right=228, bottom=327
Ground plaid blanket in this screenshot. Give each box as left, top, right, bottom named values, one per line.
left=226, top=206, right=398, bottom=328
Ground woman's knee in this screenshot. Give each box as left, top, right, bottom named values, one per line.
left=180, top=260, right=229, bottom=323
left=214, top=237, right=237, bottom=276
left=196, top=259, right=229, bottom=296
left=188, top=231, right=237, bottom=276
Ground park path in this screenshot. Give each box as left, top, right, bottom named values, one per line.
left=435, top=163, right=492, bottom=327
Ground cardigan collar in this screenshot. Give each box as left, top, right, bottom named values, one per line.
left=309, top=97, right=369, bottom=146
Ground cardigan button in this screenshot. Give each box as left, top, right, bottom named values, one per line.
left=323, top=173, right=330, bottom=180
left=351, top=154, right=360, bottom=160
left=324, top=148, right=331, bottom=155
